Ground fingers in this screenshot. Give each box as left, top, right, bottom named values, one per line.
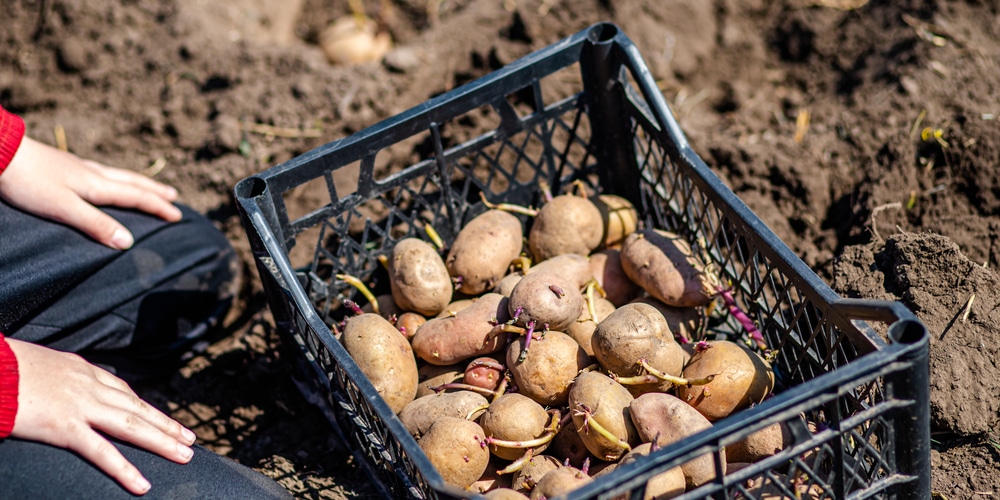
left=48, top=197, right=137, bottom=250
left=71, top=428, right=152, bottom=495
left=81, top=159, right=179, bottom=202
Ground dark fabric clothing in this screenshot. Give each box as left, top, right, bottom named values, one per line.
left=0, top=438, right=290, bottom=499
left=0, top=200, right=291, bottom=498
left=1, top=201, right=238, bottom=380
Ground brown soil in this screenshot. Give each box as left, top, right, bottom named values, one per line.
left=3, top=0, right=999, bottom=498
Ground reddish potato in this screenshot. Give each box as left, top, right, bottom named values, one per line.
left=619, top=229, right=712, bottom=308
left=412, top=293, right=510, bottom=366
left=589, top=249, right=642, bottom=307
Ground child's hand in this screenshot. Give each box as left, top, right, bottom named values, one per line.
left=0, top=137, right=182, bottom=249
left=6, top=338, right=197, bottom=495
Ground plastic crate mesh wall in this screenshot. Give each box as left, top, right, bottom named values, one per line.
left=276, top=75, right=899, bottom=498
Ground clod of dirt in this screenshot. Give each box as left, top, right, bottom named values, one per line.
left=834, top=232, right=1000, bottom=436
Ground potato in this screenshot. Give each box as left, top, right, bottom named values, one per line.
left=631, top=296, right=707, bottom=344
left=464, top=356, right=505, bottom=392
left=528, top=194, right=604, bottom=262
left=388, top=238, right=452, bottom=316
left=510, top=454, right=562, bottom=493
left=591, top=302, right=686, bottom=395
left=471, top=459, right=513, bottom=494
left=549, top=417, right=592, bottom=467
left=568, top=371, right=639, bottom=462
left=527, top=253, right=594, bottom=289
left=617, top=443, right=685, bottom=500
left=447, top=209, right=524, bottom=295
left=726, top=421, right=793, bottom=464
left=484, top=489, right=530, bottom=500
left=629, top=392, right=724, bottom=489
left=619, top=229, right=712, bottom=308
left=341, top=313, right=418, bottom=414
left=418, top=416, right=490, bottom=489
left=479, top=393, right=553, bottom=461
left=508, top=271, right=583, bottom=332
left=675, top=340, right=774, bottom=421
left=398, top=390, right=489, bottom=438
left=494, top=272, right=524, bottom=297
left=527, top=466, right=593, bottom=500
left=412, top=293, right=509, bottom=365
left=565, top=296, right=616, bottom=357
left=507, top=330, right=590, bottom=407
left=592, top=194, right=639, bottom=248
left=361, top=293, right=402, bottom=318
left=434, top=298, right=477, bottom=318
left=589, top=249, right=642, bottom=307
left=416, top=363, right=463, bottom=398
left=396, top=311, right=426, bottom=340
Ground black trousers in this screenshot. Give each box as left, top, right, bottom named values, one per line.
left=0, top=201, right=290, bottom=499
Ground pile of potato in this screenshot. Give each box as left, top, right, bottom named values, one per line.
left=331, top=188, right=801, bottom=499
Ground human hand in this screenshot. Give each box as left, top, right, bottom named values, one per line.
left=0, top=137, right=182, bottom=250
left=6, top=339, right=197, bottom=495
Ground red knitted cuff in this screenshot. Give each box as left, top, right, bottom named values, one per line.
left=0, top=105, right=27, bottom=177
left=0, top=334, right=19, bottom=438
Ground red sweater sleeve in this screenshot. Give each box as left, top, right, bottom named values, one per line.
left=0, top=334, right=18, bottom=438
left=0, top=105, right=26, bottom=176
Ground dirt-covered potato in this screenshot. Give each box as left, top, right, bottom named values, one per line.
left=629, top=392, right=724, bottom=489
left=619, top=229, right=712, bottom=308
left=528, top=194, right=604, bottom=262
left=446, top=209, right=524, bottom=295
left=589, top=249, right=642, bottom=307
left=388, top=237, right=453, bottom=316
left=591, top=302, right=686, bottom=395
left=398, top=390, right=489, bottom=438
left=341, top=313, right=419, bottom=414
left=568, top=371, right=639, bottom=462
left=508, top=271, right=583, bottom=332
left=675, top=340, right=774, bottom=421
left=418, top=416, right=491, bottom=489
left=479, top=393, right=553, bottom=461
left=507, top=330, right=590, bottom=407
left=412, top=293, right=509, bottom=366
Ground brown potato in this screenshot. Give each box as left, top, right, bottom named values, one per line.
left=527, top=466, right=593, bottom=500
left=619, top=229, right=712, bottom=307
left=528, top=194, right=604, bottom=262
left=507, top=330, right=590, bottom=407
left=726, top=421, right=793, bottom=464
left=527, top=253, right=594, bottom=289
left=412, top=293, right=509, bottom=366
left=341, top=313, right=418, bottom=414
left=396, top=311, right=426, bottom=340
left=510, top=454, right=562, bottom=493
left=631, top=296, right=707, bottom=344
left=435, top=298, right=477, bottom=318
left=549, top=417, right=592, bottom=468
left=398, top=390, right=489, bottom=438
left=589, top=249, right=642, bottom=307
left=617, top=443, right=685, bottom=500
left=675, top=340, right=774, bottom=421
left=629, top=392, right=725, bottom=489
left=484, top=489, right=530, bottom=500
left=446, top=209, right=524, bottom=295
left=591, top=302, right=686, bottom=396
left=418, top=416, right=490, bottom=489
left=508, top=271, right=583, bottom=332
left=479, top=393, right=553, bottom=461
left=471, top=459, right=513, bottom=494
left=568, top=371, right=639, bottom=462
left=592, top=194, right=639, bottom=248
left=565, top=296, right=616, bottom=357
left=416, top=363, right=463, bottom=398
left=388, top=238, right=452, bottom=316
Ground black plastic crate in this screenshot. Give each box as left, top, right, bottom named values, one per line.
left=235, top=23, right=930, bottom=500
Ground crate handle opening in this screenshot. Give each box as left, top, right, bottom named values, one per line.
left=587, top=22, right=619, bottom=44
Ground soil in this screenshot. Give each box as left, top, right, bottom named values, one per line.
left=3, top=0, right=999, bottom=498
